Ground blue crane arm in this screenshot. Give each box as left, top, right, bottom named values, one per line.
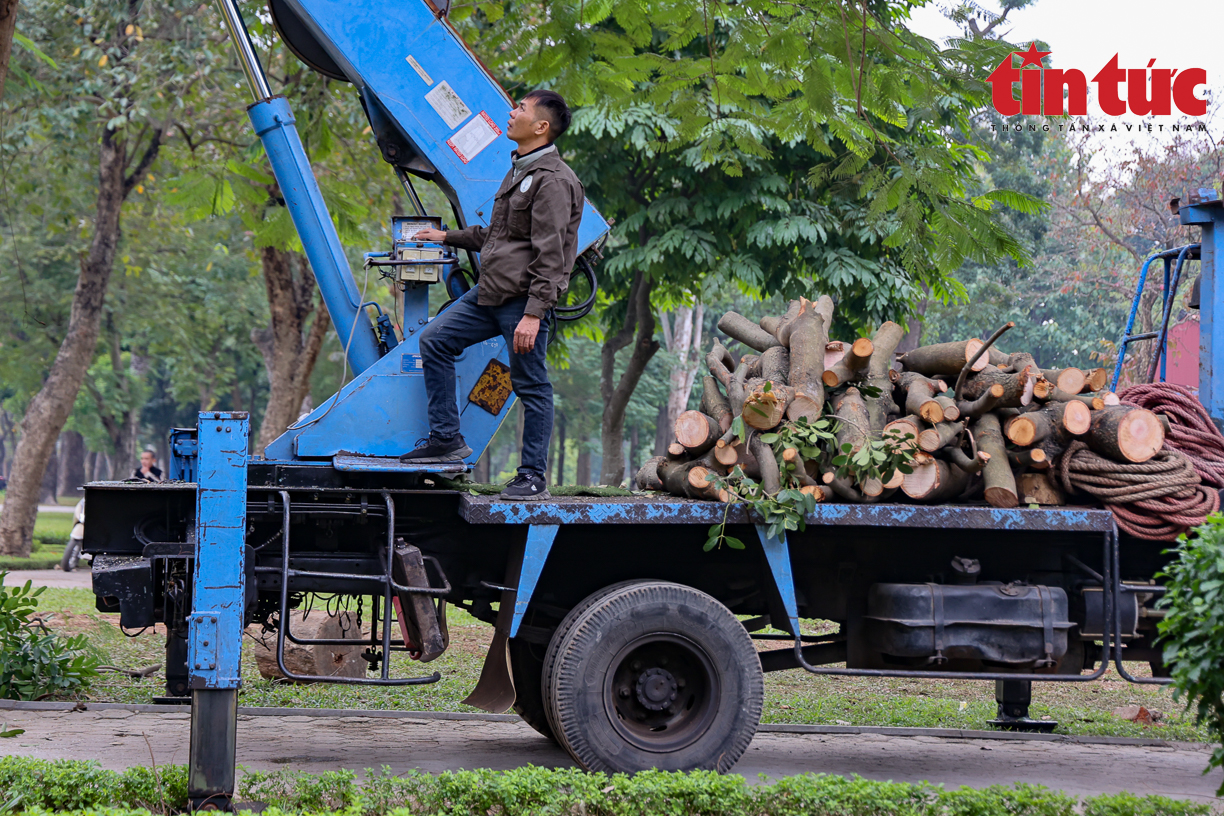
left=270, top=0, right=610, bottom=257
left=219, top=0, right=609, bottom=380
left=215, top=0, right=609, bottom=464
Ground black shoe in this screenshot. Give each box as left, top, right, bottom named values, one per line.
left=398, top=433, right=472, bottom=463
left=498, top=472, right=551, bottom=501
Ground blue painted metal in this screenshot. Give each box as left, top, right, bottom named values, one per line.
left=1111, top=245, right=1198, bottom=391
left=169, top=428, right=199, bottom=482
left=188, top=412, right=250, bottom=690
left=755, top=525, right=800, bottom=636
left=220, top=0, right=614, bottom=467
left=332, top=455, right=466, bottom=473
left=1147, top=246, right=1194, bottom=384
left=508, top=524, right=559, bottom=638
left=1179, top=198, right=1224, bottom=424
left=279, top=0, right=609, bottom=256
left=459, top=495, right=1116, bottom=532
left=261, top=332, right=516, bottom=462
left=248, top=97, right=382, bottom=375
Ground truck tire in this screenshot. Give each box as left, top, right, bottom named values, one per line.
left=508, top=636, right=554, bottom=743
left=543, top=581, right=763, bottom=773
left=515, top=581, right=643, bottom=743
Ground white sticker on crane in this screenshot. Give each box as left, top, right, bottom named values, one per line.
left=405, top=55, right=433, bottom=86
left=447, top=112, right=502, bottom=164
left=425, top=81, right=471, bottom=129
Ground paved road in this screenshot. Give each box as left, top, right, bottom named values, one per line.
left=0, top=504, right=76, bottom=514
left=2, top=569, right=92, bottom=589
left=0, top=705, right=1217, bottom=802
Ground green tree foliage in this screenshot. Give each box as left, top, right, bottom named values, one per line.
left=921, top=115, right=1125, bottom=368
left=454, top=0, right=1038, bottom=483
left=1158, top=514, right=1224, bottom=794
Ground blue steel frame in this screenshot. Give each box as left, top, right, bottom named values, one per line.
left=1110, top=244, right=1197, bottom=392
left=277, top=0, right=610, bottom=255
left=1179, top=198, right=1224, bottom=424
left=188, top=413, right=249, bottom=690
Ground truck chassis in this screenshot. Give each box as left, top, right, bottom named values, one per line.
left=84, top=413, right=1167, bottom=808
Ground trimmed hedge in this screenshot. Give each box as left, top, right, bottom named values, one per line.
left=0, top=758, right=1209, bottom=815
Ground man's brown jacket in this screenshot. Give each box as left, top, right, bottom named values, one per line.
left=443, top=146, right=584, bottom=319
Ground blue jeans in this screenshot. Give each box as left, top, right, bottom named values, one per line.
left=419, top=285, right=552, bottom=479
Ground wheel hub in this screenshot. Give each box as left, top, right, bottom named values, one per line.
left=604, top=633, right=720, bottom=753
left=635, top=667, right=678, bottom=711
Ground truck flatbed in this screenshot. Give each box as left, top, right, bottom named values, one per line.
left=459, top=493, right=1116, bottom=531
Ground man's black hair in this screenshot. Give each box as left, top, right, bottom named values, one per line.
left=524, top=89, right=571, bottom=141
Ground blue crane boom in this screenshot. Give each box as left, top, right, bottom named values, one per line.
left=216, top=0, right=610, bottom=467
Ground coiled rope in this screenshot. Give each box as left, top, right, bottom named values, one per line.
left=1119, top=382, right=1224, bottom=489
left=1057, top=441, right=1219, bottom=541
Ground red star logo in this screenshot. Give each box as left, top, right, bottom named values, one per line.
left=1015, top=42, right=1051, bottom=68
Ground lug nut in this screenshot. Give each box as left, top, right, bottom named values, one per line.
left=619, top=687, right=630, bottom=698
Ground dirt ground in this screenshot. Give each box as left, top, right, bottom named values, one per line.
left=0, top=705, right=1218, bottom=803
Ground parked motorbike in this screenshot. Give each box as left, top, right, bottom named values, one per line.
left=61, top=499, right=86, bottom=573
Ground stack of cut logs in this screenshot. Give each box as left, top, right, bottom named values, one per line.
left=636, top=297, right=1166, bottom=509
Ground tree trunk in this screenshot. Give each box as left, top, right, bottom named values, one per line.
left=0, top=0, right=19, bottom=102
left=57, top=431, right=87, bottom=498
left=0, top=410, right=9, bottom=481
left=252, top=247, right=332, bottom=455
left=576, top=446, right=591, bottom=486
left=653, top=403, right=670, bottom=456
left=39, top=445, right=57, bottom=505
left=661, top=302, right=704, bottom=440
left=0, top=126, right=161, bottom=557
left=555, top=413, right=567, bottom=484
left=599, top=271, right=659, bottom=485
left=628, top=424, right=641, bottom=480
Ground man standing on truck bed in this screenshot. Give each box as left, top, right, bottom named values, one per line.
left=403, top=90, right=584, bottom=501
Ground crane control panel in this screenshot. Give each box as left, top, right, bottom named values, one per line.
left=389, top=215, right=453, bottom=284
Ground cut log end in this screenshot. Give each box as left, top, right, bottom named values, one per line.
left=675, top=410, right=721, bottom=454
left=984, top=485, right=1020, bottom=509
left=1085, top=368, right=1109, bottom=392
left=964, top=338, right=990, bottom=372
left=918, top=400, right=944, bottom=425
left=1062, top=400, right=1091, bottom=436
left=1088, top=406, right=1165, bottom=463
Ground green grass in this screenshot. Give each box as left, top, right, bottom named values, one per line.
left=34, top=512, right=75, bottom=539
left=23, top=587, right=1210, bottom=743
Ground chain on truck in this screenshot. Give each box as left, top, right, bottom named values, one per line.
left=78, top=0, right=1224, bottom=809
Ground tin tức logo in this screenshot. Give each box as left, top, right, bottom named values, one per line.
left=987, top=43, right=1207, bottom=117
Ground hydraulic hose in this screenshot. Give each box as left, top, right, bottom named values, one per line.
left=555, top=257, right=598, bottom=322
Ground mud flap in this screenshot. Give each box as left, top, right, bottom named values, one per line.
left=461, top=541, right=524, bottom=713
left=382, top=538, right=448, bottom=662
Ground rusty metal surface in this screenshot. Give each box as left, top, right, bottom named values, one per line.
left=458, top=494, right=1115, bottom=531
left=468, top=359, right=513, bottom=415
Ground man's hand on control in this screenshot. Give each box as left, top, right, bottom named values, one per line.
left=514, top=315, right=541, bottom=354
left=414, top=227, right=447, bottom=243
